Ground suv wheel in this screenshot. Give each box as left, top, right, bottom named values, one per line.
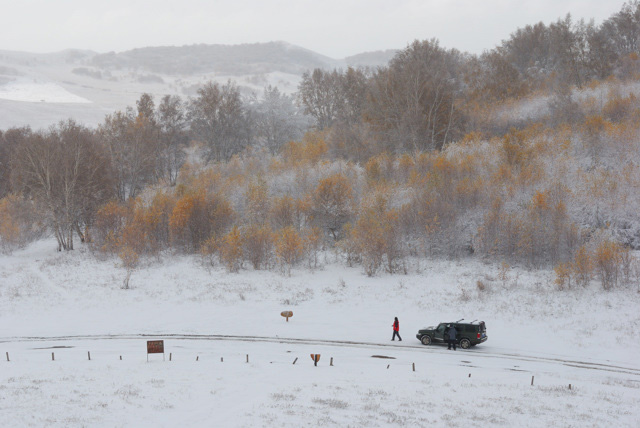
left=421, top=335, right=432, bottom=345
left=459, top=338, right=471, bottom=349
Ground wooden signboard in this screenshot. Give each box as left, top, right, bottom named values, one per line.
left=281, top=311, right=293, bottom=322
left=310, top=354, right=321, bottom=366
left=147, top=340, right=165, bottom=361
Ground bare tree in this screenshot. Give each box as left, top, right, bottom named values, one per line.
left=189, top=81, right=253, bottom=162
left=12, top=120, right=112, bottom=251
left=253, top=85, right=309, bottom=154
left=0, top=127, right=31, bottom=199
left=366, top=39, right=464, bottom=152
left=98, top=107, right=158, bottom=201
left=157, top=95, right=188, bottom=185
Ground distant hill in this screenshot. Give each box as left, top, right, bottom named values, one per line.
left=345, top=49, right=398, bottom=68
left=91, top=42, right=342, bottom=76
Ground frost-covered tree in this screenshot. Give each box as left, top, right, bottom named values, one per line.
left=157, top=95, right=188, bottom=185
left=189, top=81, right=253, bottom=162
left=253, top=85, right=310, bottom=154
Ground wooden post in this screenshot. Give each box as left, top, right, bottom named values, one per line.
left=330, top=357, right=333, bottom=366
left=221, top=357, right=223, bottom=362
left=468, top=373, right=471, bottom=378
left=6, top=352, right=9, bottom=362
left=412, top=363, right=415, bottom=372
left=52, top=352, right=55, bottom=361
left=120, top=355, right=122, bottom=360
left=196, top=356, right=199, bottom=361
left=387, top=364, right=390, bottom=369
left=293, top=357, right=298, bottom=365
left=569, top=384, right=571, bottom=390
left=88, top=351, right=91, bottom=361
left=531, top=376, right=534, bottom=386
left=169, top=353, right=172, bottom=361
left=246, top=354, right=249, bottom=363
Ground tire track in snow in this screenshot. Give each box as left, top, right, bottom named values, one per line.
left=1, top=333, right=638, bottom=376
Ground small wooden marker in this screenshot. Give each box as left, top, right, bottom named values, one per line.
left=196, top=356, right=199, bottom=361
left=221, top=357, right=223, bottom=362
left=531, top=376, right=534, bottom=386
left=330, top=357, right=333, bottom=366
left=169, top=353, right=172, bottom=361
left=246, top=354, right=249, bottom=363
left=569, top=384, right=572, bottom=390
left=292, top=357, right=298, bottom=365
left=88, top=351, right=91, bottom=361
left=387, top=364, right=390, bottom=369
left=120, top=355, right=122, bottom=360
left=412, top=363, right=415, bottom=372
left=6, top=352, right=9, bottom=362
left=468, top=373, right=471, bottom=378
left=52, top=352, right=55, bottom=361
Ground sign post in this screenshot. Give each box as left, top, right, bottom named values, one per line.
left=281, top=311, right=293, bottom=322
left=147, top=340, right=165, bottom=362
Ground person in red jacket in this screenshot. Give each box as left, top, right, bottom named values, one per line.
left=392, top=317, right=402, bottom=341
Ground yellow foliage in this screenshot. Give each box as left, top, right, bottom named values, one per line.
left=276, top=226, right=304, bottom=272
left=281, top=131, right=328, bottom=165
left=572, top=245, right=592, bottom=287
left=219, top=226, right=244, bottom=272
left=0, top=196, right=22, bottom=250
left=554, top=262, right=572, bottom=290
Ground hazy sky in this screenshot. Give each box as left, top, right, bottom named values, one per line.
left=0, top=0, right=629, bottom=58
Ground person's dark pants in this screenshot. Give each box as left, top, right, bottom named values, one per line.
left=392, top=331, right=402, bottom=341
left=448, top=338, right=456, bottom=350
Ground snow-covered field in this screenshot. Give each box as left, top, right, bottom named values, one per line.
left=0, top=80, right=91, bottom=103
left=1, top=239, right=639, bottom=427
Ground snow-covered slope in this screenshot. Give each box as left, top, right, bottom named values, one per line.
left=0, top=239, right=638, bottom=426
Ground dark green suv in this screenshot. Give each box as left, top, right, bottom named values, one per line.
left=416, top=320, right=487, bottom=349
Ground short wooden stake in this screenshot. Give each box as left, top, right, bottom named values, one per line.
left=292, top=357, right=298, bottom=365
left=330, top=357, right=333, bottom=366
left=120, top=355, right=122, bottom=360
left=246, top=354, right=249, bottom=363
left=221, top=357, right=223, bottom=362
left=468, top=373, right=471, bottom=378
left=196, top=356, right=199, bottom=361
left=569, top=384, right=571, bottom=390
left=531, top=376, right=534, bottom=386
left=52, top=352, right=55, bottom=361
left=6, top=352, right=9, bottom=362
left=387, top=364, right=390, bottom=369
left=412, top=363, right=415, bottom=372
left=169, top=353, right=172, bottom=361
left=88, top=351, right=91, bottom=361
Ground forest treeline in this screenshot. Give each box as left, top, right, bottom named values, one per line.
left=1, top=1, right=640, bottom=288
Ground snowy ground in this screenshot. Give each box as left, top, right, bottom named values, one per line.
left=1, top=239, right=639, bottom=427
left=0, top=80, right=91, bottom=103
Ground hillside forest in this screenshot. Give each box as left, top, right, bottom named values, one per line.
left=1, top=2, right=640, bottom=289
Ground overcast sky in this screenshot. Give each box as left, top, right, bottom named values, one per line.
left=0, top=0, right=629, bottom=58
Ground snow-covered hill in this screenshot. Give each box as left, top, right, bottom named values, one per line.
left=0, top=239, right=638, bottom=426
